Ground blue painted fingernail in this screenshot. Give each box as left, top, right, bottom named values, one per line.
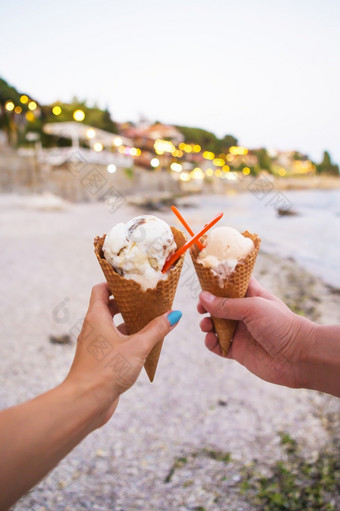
left=167, top=310, right=182, bottom=326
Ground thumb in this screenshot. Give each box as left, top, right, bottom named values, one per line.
left=199, top=291, right=261, bottom=321
left=136, top=310, right=182, bottom=352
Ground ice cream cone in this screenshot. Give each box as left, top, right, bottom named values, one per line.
left=94, top=227, right=186, bottom=381
left=190, top=231, right=261, bottom=357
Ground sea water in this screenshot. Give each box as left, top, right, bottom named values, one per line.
left=182, top=189, right=340, bottom=287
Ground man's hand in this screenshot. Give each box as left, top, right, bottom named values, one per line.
left=198, top=277, right=316, bottom=389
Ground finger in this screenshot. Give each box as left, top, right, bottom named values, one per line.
left=197, top=302, right=207, bottom=314
left=246, top=277, right=279, bottom=302
left=205, top=332, right=222, bottom=356
left=89, top=283, right=111, bottom=310
left=135, top=310, right=182, bottom=354
left=200, top=291, right=262, bottom=321
left=200, top=316, right=214, bottom=333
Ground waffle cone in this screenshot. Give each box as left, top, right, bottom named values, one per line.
left=191, top=231, right=261, bottom=357
left=94, top=227, right=186, bottom=381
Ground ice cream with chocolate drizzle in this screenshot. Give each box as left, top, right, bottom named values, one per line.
left=103, top=215, right=177, bottom=290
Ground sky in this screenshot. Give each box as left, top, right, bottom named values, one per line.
left=2, top=0, right=340, bottom=163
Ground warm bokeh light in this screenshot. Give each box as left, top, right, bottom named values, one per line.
left=203, top=151, right=215, bottom=160
left=226, top=154, right=234, bottom=162
left=154, top=139, right=175, bottom=154
left=130, top=147, right=138, bottom=156
left=242, top=167, right=251, bottom=175
left=113, top=137, right=122, bottom=147
left=150, top=158, right=160, bottom=168
left=28, top=101, right=37, bottom=111
left=230, top=146, right=248, bottom=155
left=14, top=106, right=22, bottom=114
left=215, top=169, right=222, bottom=177
left=222, top=165, right=230, bottom=172
left=179, top=142, right=186, bottom=151
left=5, top=101, right=15, bottom=111
left=73, top=109, right=85, bottom=121
left=52, top=106, right=62, bottom=116
left=213, top=158, right=225, bottom=167
left=205, top=168, right=214, bottom=176
left=25, top=112, right=35, bottom=122
left=20, top=95, right=28, bottom=104
left=107, top=164, right=117, bottom=173
left=170, top=162, right=182, bottom=172
left=179, top=172, right=191, bottom=182
left=193, top=144, right=201, bottom=153
left=172, top=149, right=183, bottom=158
left=118, top=145, right=126, bottom=154
left=191, top=167, right=204, bottom=180
left=93, top=142, right=103, bottom=152
left=86, top=128, right=96, bottom=139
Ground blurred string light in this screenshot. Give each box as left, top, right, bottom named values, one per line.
left=230, top=146, right=248, bottom=155
left=170, top=162, right=182, bottom=172
left=203, top=151, right=215, bottom=160
left=93, top=142, right=103, bottom=152
left=278, top=168, right=286, bottom=176
left=191, top=167, right=204, bottom=180
left=113, top=137, right=122, bottom=147
left=213, top=158, right=225, bottom=167
left=52, top=105, right=62, bottom=116
left=225, top=172, right=238, bottom=181
left=107, top=164, right=117, bottom=173
left=25, top=112, right=35, bottom=122
left=150, top=158, right=159, bottom=168
left=14, top=106, right=22, bottom=114
left=73, top=109, right=85, bottom=121
left=205, top=168, right=214, bottom=176
left=179, top=172, right=191, bottom=182
left=20, top=95, right=28, bottom=104
left=28, top=101, right=37, bottom=111
left=5, top=101, right=15, bottom=111
left=193, top=144, right=201, bottom=153
left=222, top=165, right=230, bottom=172
left=154, top=139, right=175, bottom=154
left=242, top=167, right=251, bottom=175
left=86, top=128, right=96, bottom=139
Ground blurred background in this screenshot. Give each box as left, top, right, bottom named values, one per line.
left=1, top=1, right=340, bottom=510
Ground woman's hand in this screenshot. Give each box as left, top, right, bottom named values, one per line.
left=198, top=277, right=317, bottom=389
left=66, top=283, right=182, bottom=425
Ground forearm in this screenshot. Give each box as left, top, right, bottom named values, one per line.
left=302, top=324, right=340, bottom=397
left=0, top=381, right=108, bottom=510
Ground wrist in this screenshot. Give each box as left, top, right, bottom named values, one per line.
left=61, top=377, right=119, bottom=431
left=292, top=316, right=318, bottom=389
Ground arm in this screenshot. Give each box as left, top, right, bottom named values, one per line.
left=198, top=277, right=340, bottom=398
left=0, top=283, right=182, bottom=510
left=302, top=324, right=340, bottom=397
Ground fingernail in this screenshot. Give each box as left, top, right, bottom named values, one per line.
left=201, top=291, right=215, bottom=303
left=167, top=310, right=182, bottom=326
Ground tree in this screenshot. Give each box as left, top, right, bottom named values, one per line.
left=317, top=151, right=339, bottom=176
left=254, top=147, right=272, bottom=171
left=219, top=134, right=238, bottom=151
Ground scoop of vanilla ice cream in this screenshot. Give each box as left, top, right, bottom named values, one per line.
left=197, top=226, right=254, bottom=278
left=103, top=215, right=177, bottom=290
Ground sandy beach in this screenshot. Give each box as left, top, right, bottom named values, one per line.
left=0, top=195, right=339, bottom=510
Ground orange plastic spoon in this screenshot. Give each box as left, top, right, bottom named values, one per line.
left=162, top=212, right=223, bottom=273
left=171, top=206, right=204, bottom=251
